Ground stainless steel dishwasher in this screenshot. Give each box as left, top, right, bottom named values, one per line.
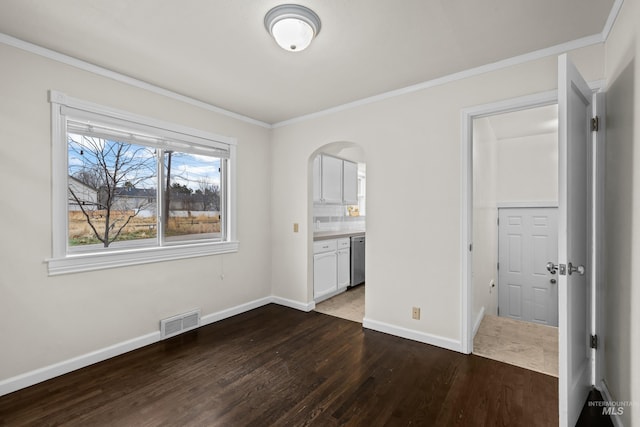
left=350, top=235, right=365, bottom=287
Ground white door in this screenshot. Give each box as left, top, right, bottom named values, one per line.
left=498, top=207, right=558, bottom=326
left=557, top=53, right=593, bottom=427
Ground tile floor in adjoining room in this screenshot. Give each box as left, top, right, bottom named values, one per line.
left=473, top=314, right=558, bottom=377
left=314, top=285, right=365, bottom=323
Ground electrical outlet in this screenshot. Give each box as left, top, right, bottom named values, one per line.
left=412, top=307, right=421, bottom=320
left=293, top=223, right=299, bottom=233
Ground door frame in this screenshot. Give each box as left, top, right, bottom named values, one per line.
left=461, top=89, right=558, bottom=353
left=459, top=85, right=605, bottom=382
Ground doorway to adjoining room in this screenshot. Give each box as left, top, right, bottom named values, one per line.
left=470, top=104, right=559, bottom=377
left=309, top=142, right=366, bottom=323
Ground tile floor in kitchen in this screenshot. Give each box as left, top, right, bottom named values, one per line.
left=314, top=284, right=365, bottom=323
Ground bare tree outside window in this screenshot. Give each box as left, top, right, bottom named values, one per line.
left=50, top=94, right=236, bottom=274
left=197, top=178, right=221, bottom=212
left=162, top=151, right=222, bottom=242
left=67, top=133, right=157, bottom=247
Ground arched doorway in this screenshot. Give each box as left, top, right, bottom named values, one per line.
left=308, top=142, right=366, bottom=323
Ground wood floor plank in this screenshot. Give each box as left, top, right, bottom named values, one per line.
left=1, top=304, right=561, bottom=426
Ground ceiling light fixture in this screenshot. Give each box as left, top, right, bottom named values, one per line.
left=264, top=4, right=321, bottom=52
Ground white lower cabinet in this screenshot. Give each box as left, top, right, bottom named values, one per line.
left=314, top=238, right=351, bottom=299
left=337, top=238, right=351, bottom=289
left=313, top=240, right=338, bottom=299
left=337, top=248, right=350, bottom=289
left=313, top=252, right=337, bottom=298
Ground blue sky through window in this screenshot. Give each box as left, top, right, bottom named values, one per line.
left=68, top=133, right=221, bottom=194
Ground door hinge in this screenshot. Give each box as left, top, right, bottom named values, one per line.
left=497, top=262, right=500, bottom=271
left=590, top=334, right=598, bottom=349
left=497, top=217, right=500, bottom=226
left=591, top=116, right=599, bottom=132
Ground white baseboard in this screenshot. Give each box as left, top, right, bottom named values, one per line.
left=473, top=306, right=486, bottom=338
left=271, top=296, right=316, bottom=312
left=0, top=331, right=160, bottom=397
left=0, top=295, right=284, bottom=398
left=200, top=297, right=272, bottom=326
left=598, top=379, right=625, bottom=427
left=362, top=318, right=462, bottom=353
left=1, top=296, right=467, bottom=398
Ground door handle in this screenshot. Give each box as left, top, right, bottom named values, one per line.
left=568, top=262, right=585, bottom=276
left=547, top=262, right=567, bottom=275
left=550, top=278, right=557, bottom=284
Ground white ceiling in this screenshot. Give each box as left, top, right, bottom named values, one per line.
left=0, top=0, right=616, bottom=124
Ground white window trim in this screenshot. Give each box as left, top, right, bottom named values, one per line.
left=47, top=90, right=238, bottom=275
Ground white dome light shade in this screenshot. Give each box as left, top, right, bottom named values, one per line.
left=272, top=18, right=313, bottom=51
left=265, top=4, right=321, bottom=52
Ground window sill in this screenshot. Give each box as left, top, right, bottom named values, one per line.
left=46, top=240, right=239, bottom=275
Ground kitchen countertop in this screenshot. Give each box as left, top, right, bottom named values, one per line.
left=313, top=230, right=366, bottom=241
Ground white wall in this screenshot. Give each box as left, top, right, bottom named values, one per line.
left=472, top=118, right=499, bottom=323
left=270, top=44, right=605, bottom=347
left=603, top=0, right=640, bottom=423
left=496, top=133, right=558, bottom=203
left=0, top=44, right=272, bottom=384
left=0, top=17, right=623, bottom=406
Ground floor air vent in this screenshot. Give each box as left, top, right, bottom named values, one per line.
left=160, top=309, right=201, bottom=339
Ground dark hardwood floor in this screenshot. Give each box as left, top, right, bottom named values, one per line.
left=0, top=304, right=560, bottom=426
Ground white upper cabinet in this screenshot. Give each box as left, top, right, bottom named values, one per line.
left=342, top=160, right=358, bottom=205
left=320, top=155, right=343, bottom=204
left=314, top=154, right=359, bottom=205
left=312, top=155, right=322, bottom=203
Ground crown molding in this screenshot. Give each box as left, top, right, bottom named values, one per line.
left=601, top=0, right=624, bottom=41
left=1, top=0, right=623, bottom=130
left=272, top=33, right=605, bottom=128
left=0, top=33, right=272, bottom=129
left=272, top=1, right=623, bottom=128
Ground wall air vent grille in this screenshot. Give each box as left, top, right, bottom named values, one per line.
left=160, top=309, right=201, bottom=339
left=182, top=312, right=199, bottom=329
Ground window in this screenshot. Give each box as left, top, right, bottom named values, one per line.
left=48, top=91, right=238, bottom=275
